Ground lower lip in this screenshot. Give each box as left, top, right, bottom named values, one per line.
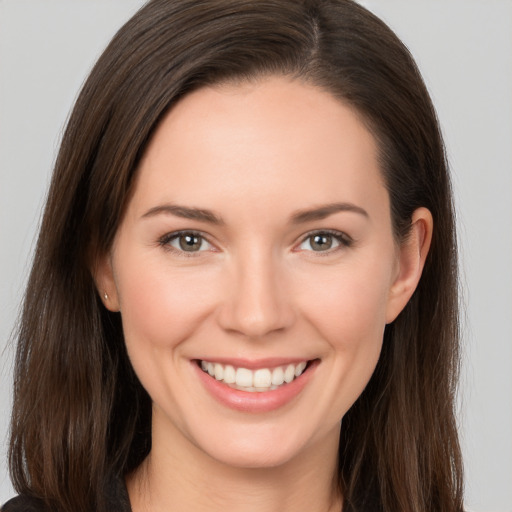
left=194, top=361, right=318, bottom=413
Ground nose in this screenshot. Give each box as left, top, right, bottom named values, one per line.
left=217, top=249, right=295, bottom=339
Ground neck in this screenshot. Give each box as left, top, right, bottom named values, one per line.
left=127, top=417, right=342, bottom=512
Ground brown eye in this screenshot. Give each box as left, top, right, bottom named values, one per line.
left=310, top=234, right=334, bottom=251
left=178, top=234, right=203, bottom=251
left=298, top=231, right=351, bottom=253
left=161, top=231, right=212, bottom=253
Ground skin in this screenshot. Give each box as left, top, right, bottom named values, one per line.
left=96, top=77, right=432, bottom=512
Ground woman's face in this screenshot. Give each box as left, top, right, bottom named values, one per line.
left=99, top=77, right=425, bottom=469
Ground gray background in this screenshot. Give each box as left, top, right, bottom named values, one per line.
left=1, top=1, right=511, bottom=510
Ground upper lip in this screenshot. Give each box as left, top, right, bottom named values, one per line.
left=194, top=357, right=315, bottom=370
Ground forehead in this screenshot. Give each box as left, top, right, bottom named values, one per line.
left=129, top=77, right=388, bottom=221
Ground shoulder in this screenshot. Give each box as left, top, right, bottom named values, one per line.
left=1, top=495, right=46, bottom=512
left=1, top=475, right=131, bottom=512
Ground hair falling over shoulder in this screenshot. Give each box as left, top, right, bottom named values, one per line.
left=8, top=1, right=463, bottom=511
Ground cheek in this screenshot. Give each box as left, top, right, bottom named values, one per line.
left=296, top=260, right=393, bottom=348
left=113, top=254, right=222, bottom=411
left=300, top=261, right=392, bottom=415
left=115, top=254, right=218, bottom=350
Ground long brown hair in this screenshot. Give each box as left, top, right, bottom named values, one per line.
left=9, top=1, right=463, bottom=511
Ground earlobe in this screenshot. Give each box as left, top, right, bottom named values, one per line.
left=93, top=253, right=121, bottom=312
left=385, top=207, right=433, bottom=323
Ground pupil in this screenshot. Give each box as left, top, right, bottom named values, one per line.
left=312, top=234, right=332, bottom=251
left=180, top=234, right=201, bottom=251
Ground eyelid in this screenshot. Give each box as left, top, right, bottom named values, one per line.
left=157, top=228, right=353, bottom=256
left=158, top=230, right=217, bottom=256
left=294, top=229, right=354, bottom=253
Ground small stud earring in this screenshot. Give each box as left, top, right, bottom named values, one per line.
left=103, top=292, right=108, bottom=300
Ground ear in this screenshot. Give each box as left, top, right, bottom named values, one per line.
left=92, top=252, right=121, bottom=312
left=385, top=207, right=433, bottom=323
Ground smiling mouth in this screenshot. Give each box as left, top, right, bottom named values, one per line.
left=197, top=360, right=312, bottom=392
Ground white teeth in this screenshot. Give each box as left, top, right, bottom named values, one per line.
left=253, top=368, right=272, bottom=388
left=271, top=366, right=284, bottom=386
left=223, top=364, right=236, bottom=384
left=214, top=363, right=224, bottom=381
left=200, top=360, right=309, bottom=391
left=284, top=364, right=295, bottom=383
left=235, top=367, right=253, bottom=387
left=295, top=361, right=307, bottom=377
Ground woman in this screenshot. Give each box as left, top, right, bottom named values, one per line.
left=3, top=0, right=463, bottom=511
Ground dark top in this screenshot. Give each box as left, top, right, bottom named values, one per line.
left=1, top=475, right=132, bottom=512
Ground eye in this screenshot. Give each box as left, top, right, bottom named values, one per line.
left=160, top=231, right=213, bottom=254
left=297, top=230, right=352, bottom=252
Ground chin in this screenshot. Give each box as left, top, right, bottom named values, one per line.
left=205, top=442, right=300, bottom=470
left=193, top=423, right=323, bottom=470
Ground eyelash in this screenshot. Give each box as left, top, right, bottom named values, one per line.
left=158, top=229, right=353, bottom=257
left=158, top=230, right=215, bottom=257
left=296, top=229, right=354, bottom=255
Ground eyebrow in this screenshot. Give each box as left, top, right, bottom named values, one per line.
left=141, top=204, right=225, bottom=225
left=290, top=202, right=369, bottom=224
left=141, top=202, right=368, bottom=225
